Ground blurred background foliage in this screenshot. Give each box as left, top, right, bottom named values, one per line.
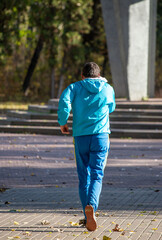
left=0, top=0, right=161, bottom=102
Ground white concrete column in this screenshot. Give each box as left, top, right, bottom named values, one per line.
left=101, top=0, right=129, bottom=98
left=148, top=0, right=157, bottom=97
left=101, top=0, right=157, bottom=100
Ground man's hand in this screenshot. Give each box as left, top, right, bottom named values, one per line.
left=60, top=124, right=70, bottom=134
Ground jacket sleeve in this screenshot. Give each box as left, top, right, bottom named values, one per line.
left=57, top=85, right=74, bottom=126
left=108, top=87, right=116, bottom=114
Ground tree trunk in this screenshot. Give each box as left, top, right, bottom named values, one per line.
left=51, top=67, right=55, bottom=98
left=23, top=35, right=43, bottom=94
left=57, top=51, right=66, bottom=98
left=102, top=50, right=108, bottom=76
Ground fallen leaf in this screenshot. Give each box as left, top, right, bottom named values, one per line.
left=0, top=188, right=8, bottom=192
left=57, top=229, right=63, bottom=232
left=14, top=221, right=19, bottom=225
left=103, top=236, right=111, bottom=240
left=41, top=220, right=50, bottom=225
left=30, top=173, right=36, bottom=176
left=83, top=231, right=89, bottom=234
left=22, top=232, right=31, bottom=236
left=102, top=213, right=108, bottom=216
left=152, top=228, right=158, bottom=230
left=73, top=223, right=79, bottom=226
left=69, top=221, right=74, bottom=225
left=69, top=221, right=79, bottom=226
left=150, top=211, right=157, bottom=215
left=95, top=212, right=99, bottom=217
left=112, top=224, right=124, bottom=232
left=79, top=219, right=86, bottom=225
left=113, top=224, right=120, bottom=231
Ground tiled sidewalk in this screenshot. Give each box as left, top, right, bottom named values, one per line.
left=0, top=134, right=162, bottom=240
left=0, top=188, right=161, bottom=240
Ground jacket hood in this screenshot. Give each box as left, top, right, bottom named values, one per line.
left=81, top=77, right=107, bottom=93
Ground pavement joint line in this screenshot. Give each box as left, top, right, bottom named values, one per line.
left=3, top=212, right=63, bottom=240
left=95, top=208, right=134, bottom=239
left=103, top=211, right=136, bottom=239
left=97, top=190, right=161, bottom=239
left=0, top=190, right=161, bottom=240
left=60, top=217, right=84, bottom=240
left=124, top=207, right=158, bottom=240
left=92, top=193, right=137, bottom=238
left=48, top=215, right=79, bottom=239
left=86, top=189, right=144, bottom=239
left=147, top=219, right=162, bottom=240
left=117, top=215, right=151, bottom=240
left=0, top=134, right=162, bottom=239
left=20, top=212, right=56, bottom=236
left=0, top=211, right=51, bottom=239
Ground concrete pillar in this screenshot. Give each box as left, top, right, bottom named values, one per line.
left=101, top=0, right=157, bottom=100
left=148, top=0, right=157, bottom=97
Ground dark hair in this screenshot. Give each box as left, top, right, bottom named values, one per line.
left=82, top=62, right=100, bottom=78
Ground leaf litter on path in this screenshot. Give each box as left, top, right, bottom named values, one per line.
left=112, top=224, right=124, bottom=232
left=69, top=221, right=79, bottom=226
left=14, top=221, right=19, bottom=225
left=41, top=220, right=50, bottom=225
left=103, top=236, right=112, bottom=240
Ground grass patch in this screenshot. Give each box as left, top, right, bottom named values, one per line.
left=0, top=102, right=45, bottom=110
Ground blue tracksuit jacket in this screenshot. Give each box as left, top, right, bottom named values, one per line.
left=58, top=77, right=116, bottom=136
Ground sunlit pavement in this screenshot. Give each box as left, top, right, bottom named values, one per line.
left=0, top=134, right=162, bottom=239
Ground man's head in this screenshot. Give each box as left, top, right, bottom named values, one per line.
left=82, top=62, right=100, bottom=78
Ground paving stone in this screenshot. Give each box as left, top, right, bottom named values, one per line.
left=0, top=134, right=162, bottom=239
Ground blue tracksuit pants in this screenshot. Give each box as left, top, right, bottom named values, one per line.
left=74, top=133, right=110, bottom=217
